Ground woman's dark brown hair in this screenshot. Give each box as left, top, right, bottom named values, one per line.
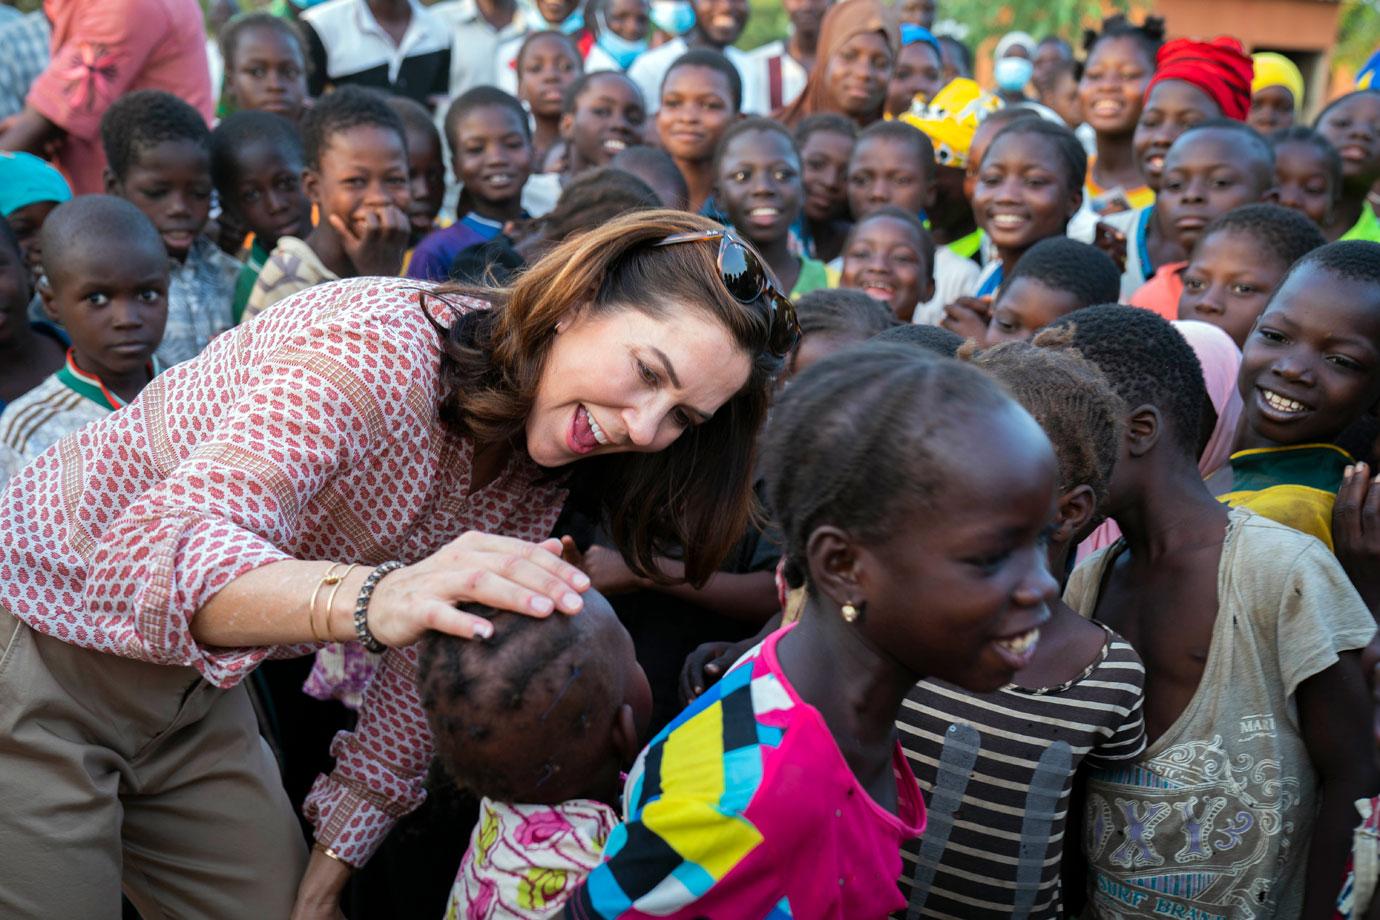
left=432, top=209, right=780, bottom=586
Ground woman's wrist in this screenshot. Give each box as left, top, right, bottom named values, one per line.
left=296, top=845, right=353, bottom=904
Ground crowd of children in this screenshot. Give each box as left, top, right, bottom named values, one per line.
left=4, top=0, right=1380, bottom=918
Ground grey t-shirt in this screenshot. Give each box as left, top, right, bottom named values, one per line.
left=1066, top=508, right=1376, bottom=920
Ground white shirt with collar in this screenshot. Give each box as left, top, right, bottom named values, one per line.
left=431, top=0, right=535, bottom=97
left=742, top=39, right=807, bottom=113
left=301, top=0, right=452, bottom=103
left=626, top=37, right=763, bottom=114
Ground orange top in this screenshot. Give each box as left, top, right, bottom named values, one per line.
left=1128, top=261, right=1187, bottom=321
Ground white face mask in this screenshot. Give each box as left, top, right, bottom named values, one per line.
left=995, top=57, right=1034, bottom=93
left=649, top=0, right=696, bottom=36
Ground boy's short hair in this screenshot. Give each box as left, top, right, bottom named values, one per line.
left=1269, top=126, right=1342, bottom=193
left=608, top=146, right=688, bottom=205
left=855, top=120, right=936, bottom=178
left=1284, top=239, right=1380, bottom=290
left=795, top=288, right=896, bottom=341
left=969, top=331, right=1124, bottom=509
left=1176, top=118, right=1275, bottom=177
left=39, top=195, right=164, bottom=289
left=209, top=110, right=304, bottom=195
left=100, top=90, right=211, bottom=180
left=1050, top=305, right=1208, bottom=461
left=302, top=85, right=408, bottom=171
left=846, top=206, right=937, bottom=280
left=712, top=116, right=797, bottom=176
left=872, top=321, right=963, bottom=356
left=794, top=113, right=857, bottom=147
left=986, top=118, right=1087, bottom=192
left=663, top=49, right=743, bottom=112
left=417, top=594, right=629, bottom=804
left=560, top=70, right=642, bottom=115
left=1200, top=203, right=1325, bottom=271
left=1002, top=237, right=1121, bottom=310
left=443, top=85, right=531, bottom=150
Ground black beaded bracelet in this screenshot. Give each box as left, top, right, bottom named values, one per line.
left=354, top=561, right=403, bottom=653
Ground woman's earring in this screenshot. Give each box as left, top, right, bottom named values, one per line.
left=841, top=602, right=861, bottom=624
left=554, top=320, right=566, bottom=334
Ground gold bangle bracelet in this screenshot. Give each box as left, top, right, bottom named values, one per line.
left=309, top=563, right=349, bottom=643
left=312, top=842, right=353, bottom=869
left=322, top=564, right=359, bottom=640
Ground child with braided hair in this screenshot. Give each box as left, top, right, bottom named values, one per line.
left=418, top=590, right=652, bottom=919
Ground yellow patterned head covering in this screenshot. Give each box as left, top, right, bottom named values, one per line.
left=1251, top=52, right=1304, bottom=113
left=899, top=78, right=1004, bottom=169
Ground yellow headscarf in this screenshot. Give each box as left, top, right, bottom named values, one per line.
left=899, top=78, right=1003, bottom=169
left=1251, top=52, right=1304, bottom=113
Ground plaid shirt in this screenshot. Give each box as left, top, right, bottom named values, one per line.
left=0, top=278, right=567, bottom=865
left=0, top=11, right=50, bottom=121
left=158, top=235, right=241, bottom=366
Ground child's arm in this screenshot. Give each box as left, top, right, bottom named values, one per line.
left=1298, top=654, right=1379, bottom=920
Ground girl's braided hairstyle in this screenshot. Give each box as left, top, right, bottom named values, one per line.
left=762, top=342, right=1014, bottom=589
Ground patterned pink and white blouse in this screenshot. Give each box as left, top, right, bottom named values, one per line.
left=0, top=277, right=568, bottom=865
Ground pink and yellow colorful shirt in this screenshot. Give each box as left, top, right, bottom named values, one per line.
left=565, top=624, right=927, bottom=919
left=450, top=797, right=619, bottom=920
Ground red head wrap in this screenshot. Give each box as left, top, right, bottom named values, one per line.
left=1145, top=37, right=1255, bottom=122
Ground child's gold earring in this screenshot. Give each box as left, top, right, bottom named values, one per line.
left=841, top=602, right=861, bottom=624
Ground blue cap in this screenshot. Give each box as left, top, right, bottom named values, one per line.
left=900, top=24, right=942, bottom=62
left=0, top=151, right=72, bottom=216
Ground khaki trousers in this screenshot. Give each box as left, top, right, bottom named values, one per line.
left=0, top=607, right=308, bottom=919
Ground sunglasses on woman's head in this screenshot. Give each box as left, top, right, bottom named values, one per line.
left=655, top=230, right=801, bottom=357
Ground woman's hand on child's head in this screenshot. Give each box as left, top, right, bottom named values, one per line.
left=365, top=532, right=591, bottom=646
left=941, top=296, right=993, bottom=343
left=328, top=204, right=411, bottom=277
left=1334, top=462, right=1380, bottom=612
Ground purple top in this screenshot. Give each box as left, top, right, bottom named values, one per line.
left=405, top=222, right=489, bottom=282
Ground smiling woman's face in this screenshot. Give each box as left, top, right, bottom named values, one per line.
left=524, top=305, right=753, bottom=467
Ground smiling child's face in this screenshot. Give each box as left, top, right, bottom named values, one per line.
left=716, top=129, right=802, bottom=249
left=851, top=400, right=1059, bottom=692
left=1238, top=261, right=1380, bottom=447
